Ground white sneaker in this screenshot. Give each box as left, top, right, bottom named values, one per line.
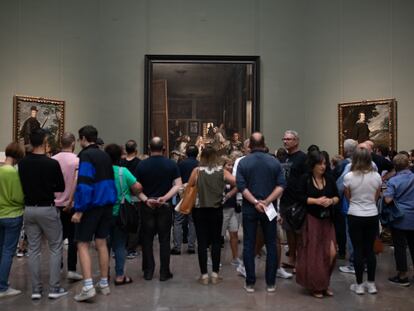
left=95, top=282, right=110, bottom=295
left=339, top=265, right=355, bottom=274
left=0, top=287, right=22, bottom=298
left=74, top=286, right=96, bottom=302
left=266, top=285, right=276, bottom=293
left=31, top=292, right=42, bottom=300
left=231, top=258, right=243, bottom=266
left=277, top=267, right=293, bottom=279
left=67, top=271, right=83, bottom=281
left=236, top=264, right=246, bottom=278
left=365, top=282, right=377, bottom=294
left=350, top=283, right=365, bottom=295
left=244, top=283, right=255, bottom=293
left=48, top=287, right=68, bottom=299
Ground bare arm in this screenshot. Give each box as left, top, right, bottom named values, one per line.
left=224, top=170, right=236, bottom=186
left=159, top=177, right=183, bottom=203
left=262, top=186, right=284, bottom=207
left=130, top=181, right=143, bottom=197
left=344, top=186, right=351, bottom=201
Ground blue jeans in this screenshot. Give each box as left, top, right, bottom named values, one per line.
left=0, top=216, right=23, bottom=291
left=109, top=218, right=128, bottom=277
left=242, top=210, right=277, bottom=286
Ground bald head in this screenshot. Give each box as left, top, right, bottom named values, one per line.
left=359, top=140, right=374, bottom=153
left=149, top=136, right=164, bottom=152
left=249, top=132, right=265, bottom=150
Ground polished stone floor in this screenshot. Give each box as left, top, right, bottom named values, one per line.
left=1, top=240, right=414, bottom=311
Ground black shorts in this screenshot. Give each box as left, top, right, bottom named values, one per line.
left=75, top=205, right=113, bottom=242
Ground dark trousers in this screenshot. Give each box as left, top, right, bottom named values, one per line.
left=59, top=208, right=77, bottom=272
left=333, top=208, right=347, bottom=256
left=390, top=227, right=414, bottom=273
left=243, top=210, right=277, bottom=286
left=126, top=202, right=141, bottom=252
left=192, top=208, right=223, bottom=274
left=348, top=215, right=378, bottom=284
left=141, top=204, right=173, bottom=276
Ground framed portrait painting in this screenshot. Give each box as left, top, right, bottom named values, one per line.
left=338, top=99, right=397, bottom=155
left=13, top=95, right=65, bottom=151
left=144, top=55, right=260, bottom=154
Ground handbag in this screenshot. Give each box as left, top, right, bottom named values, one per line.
left=284, top=201, right=307, bottom=231
left=178, top=169, right=199, bottom=215
left=117, top=167, right=140, bottom=233
left=378, top=197, right=404, bottom=226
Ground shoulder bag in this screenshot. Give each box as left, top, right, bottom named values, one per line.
left=177, top=169, right=199, bottom=215
left=117, top=167, right=140, bottom=233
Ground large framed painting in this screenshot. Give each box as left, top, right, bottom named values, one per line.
left=338, top=98, right=397, bottom=155
left=13, top=95, right=65, bottom=151
left=144, top=55, right=260, bottom=155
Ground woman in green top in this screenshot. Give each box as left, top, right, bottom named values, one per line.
left=187, top=145, right=235, bottom=285
left=105, top=144, right=142, bottom=285
left=0, top=142, right=25, bottom=298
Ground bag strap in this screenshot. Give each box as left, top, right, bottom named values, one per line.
left=118, top=167, right=126, bottom=204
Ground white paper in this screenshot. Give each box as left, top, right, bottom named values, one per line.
left=264, top=203, right=277, bottom=221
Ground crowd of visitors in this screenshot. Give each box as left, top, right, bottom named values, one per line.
left=1, top=125, right=414, bottom=302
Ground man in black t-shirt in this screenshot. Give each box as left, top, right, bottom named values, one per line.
left=18, top=129, right=67, bottom=299
left=134, top=137, right=182, bottom=281
left=279, top=130, right=307, bottom=270
left=120, top=139, right=141, bottom=258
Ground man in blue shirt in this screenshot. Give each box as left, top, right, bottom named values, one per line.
left=236, top=132, right=286, bottom=293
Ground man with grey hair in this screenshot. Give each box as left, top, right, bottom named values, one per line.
left=279, top=130, right=307, bottom=271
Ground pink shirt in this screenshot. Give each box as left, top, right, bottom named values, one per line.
left=52, top=152, right=79, bottom=207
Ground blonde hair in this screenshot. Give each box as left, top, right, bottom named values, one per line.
left=351, top=147, right=374, bottom=173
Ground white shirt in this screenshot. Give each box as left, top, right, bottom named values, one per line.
left=343, top=171, right=382, bottom=217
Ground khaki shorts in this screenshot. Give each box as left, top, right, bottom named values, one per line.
left=222, top=208, right=240, bottom=235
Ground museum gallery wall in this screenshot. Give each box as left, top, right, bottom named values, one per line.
left=0, top=1, right=414, bottom=154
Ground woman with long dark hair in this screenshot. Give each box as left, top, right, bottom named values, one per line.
left=296, top=151, right=339, bottom=298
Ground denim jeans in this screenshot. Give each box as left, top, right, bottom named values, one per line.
left=173, top=211, right=196, bottom=250
left=242, top=209, right=277, bottom=286
left=0, top=216, right=23, bottom=292
left=109, top=217, right=128, bottom=277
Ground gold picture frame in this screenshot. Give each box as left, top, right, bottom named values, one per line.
left=13, top=95, right=65, bottom=151
left=338, top=98, right=397, bottom=155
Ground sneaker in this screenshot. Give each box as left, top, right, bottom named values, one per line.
left=95, top=283, right=110, bottom=295
left=74, top=286, right=96, bottom=302
left=266, top=285, right=276, bottom=293
left=339, top=265, right=355, bottom=274
left=16, top=249, right=27, bottom=258
left=67, top=271, right=83, bottom=281
left=277, top=267, right=293, bottom=279
left=0, top=287, right=22, bottom=298
left=350, top=283, right=365, bottom=295
left=31, top=292, right=42, bottom=300
left=211, top=273, right=223, bottom=285
left=126, top=251, right=138, bottom=259
left=230, top=258, right=243, bottom=266
left=48, top=287, right=68, bottom=299
left=244, top=283, right=255, bottom=293
left=198, top=275, right=209, bottom=285
left=365, top=282, right=377, bottom=294
left=388, top=275, right=410, bottom=287
left=236, top=264, right=246, bottom=278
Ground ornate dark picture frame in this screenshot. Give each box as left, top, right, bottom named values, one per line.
left=144, top=55, right=260, bottom=154
left=13, top=95, right=65, bottom=150
left=338, top=98, right=397, bottom=155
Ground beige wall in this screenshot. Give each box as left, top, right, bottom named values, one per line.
left=0, top=0, right=413, bottom=155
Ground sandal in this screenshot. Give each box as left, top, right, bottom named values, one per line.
left=323, top=289, right=334, bottom=297
left=114, top=276, right=133, bottom=286
left=312, top=291, right=324, bottom=299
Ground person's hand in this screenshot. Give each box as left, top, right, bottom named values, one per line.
left=254, top=201, right=266, bottom=213
left=318, top=197, right=332, bottom=208
left=157, top=197, right=166, bottom=205
left=71, top=212, right=83, bottom=223
left=146, top=198, right=160, bottom=208
left=277, top=215, right=283, bottom=224
left=62, top=205, right=72, bottom=213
